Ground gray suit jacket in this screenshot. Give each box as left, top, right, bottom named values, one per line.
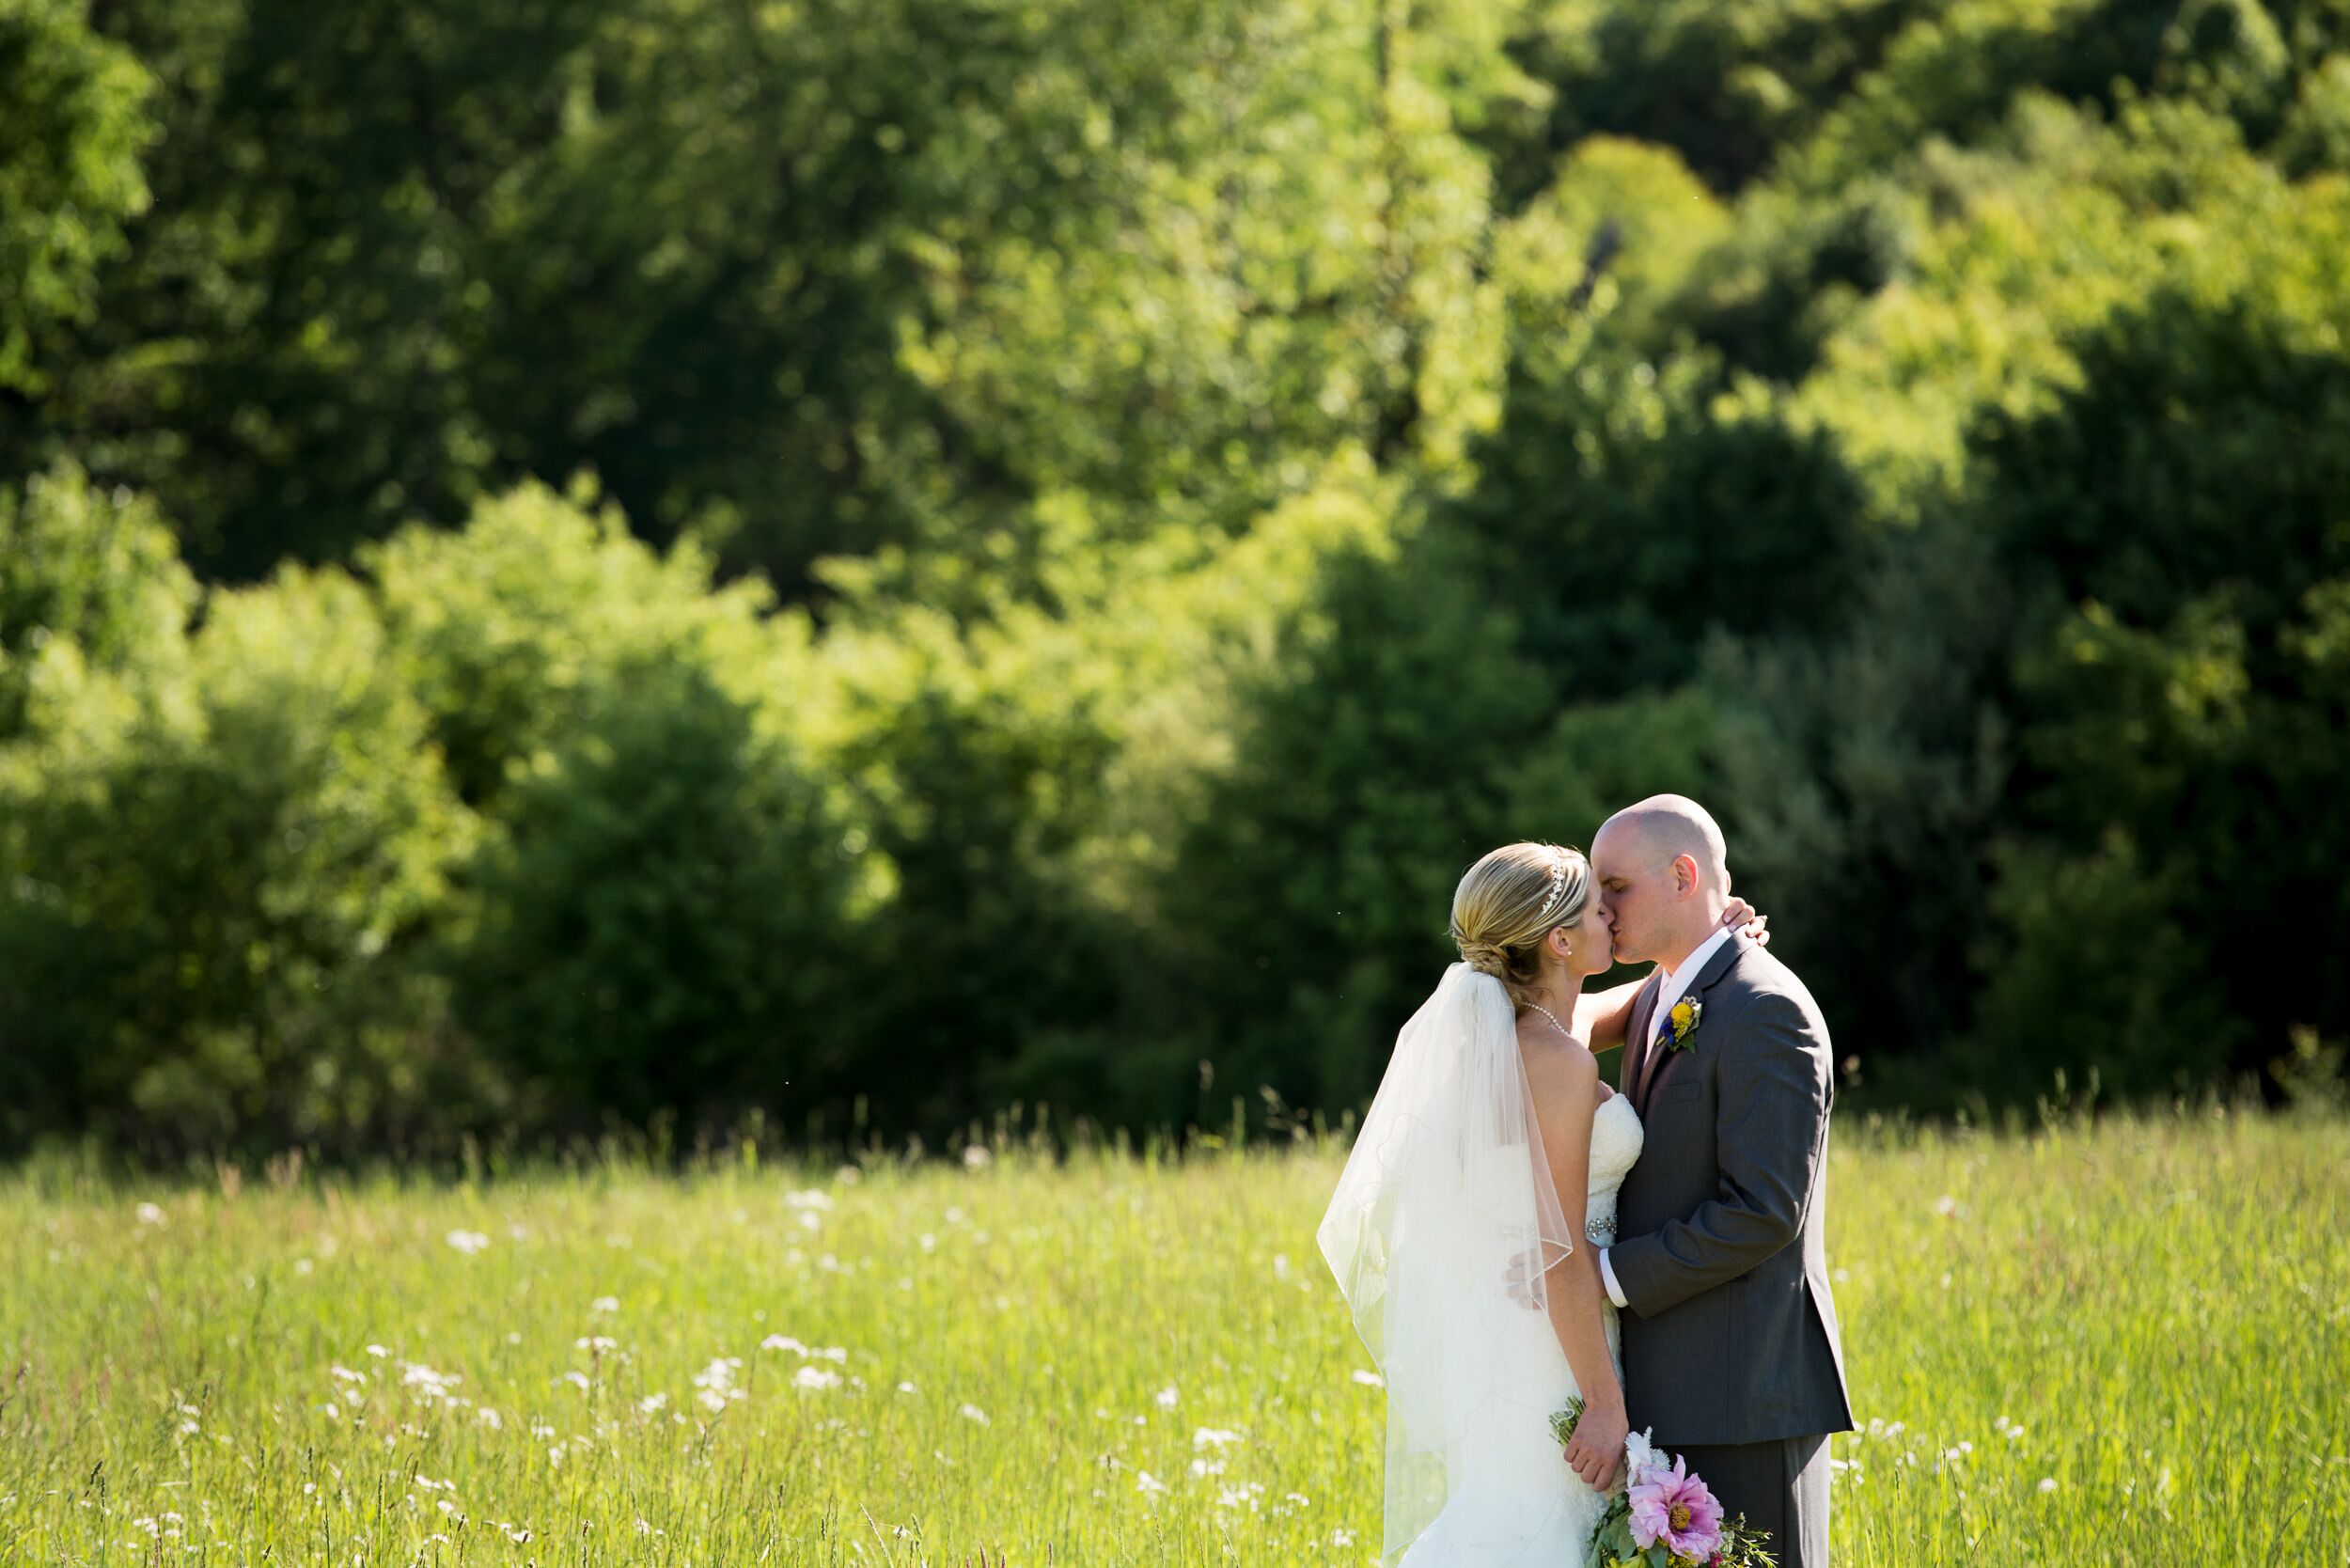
left=1611, top=931, right=1855, bottom=1449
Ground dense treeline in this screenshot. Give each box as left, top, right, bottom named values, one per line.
left=3, top=0, right=2346, bottom=1159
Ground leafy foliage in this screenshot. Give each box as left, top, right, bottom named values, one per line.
left=4, top=0, right=2347, bottom=1153
left=0, top=565, right=475, bottom=1156
left=0, top=0, right=151, bottom=397
left=450, top=658, right=860, bottom=1137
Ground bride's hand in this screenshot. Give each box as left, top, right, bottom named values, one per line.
left=1563, top=1395, right=1628, bottom=1492
left=1719, top=896, right=1770, bottom=947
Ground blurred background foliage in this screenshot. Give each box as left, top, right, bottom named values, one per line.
left=2, top=0, right=2345, bottom=1159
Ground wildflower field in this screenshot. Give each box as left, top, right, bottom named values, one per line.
left=3, top=1107, right=2344, bottom=1566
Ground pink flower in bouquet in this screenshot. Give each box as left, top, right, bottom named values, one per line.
left=1627, top=1454, right=1724, bottom=1561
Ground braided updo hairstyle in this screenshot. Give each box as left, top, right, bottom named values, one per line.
left=1449, top=841, right=1592, bottom=1011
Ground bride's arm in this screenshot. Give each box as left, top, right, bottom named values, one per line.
left=1526, top=1049, right=1628, bottom=1493
left=1573, top=978, right=1650, bottom=1050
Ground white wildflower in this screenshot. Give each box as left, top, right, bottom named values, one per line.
left=400, top=1362, right=462, bottom=1403
left=691, top=1356, right=746, bottom=1412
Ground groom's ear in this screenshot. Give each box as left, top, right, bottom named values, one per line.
left=1670, top=854, right=1699, bottom=896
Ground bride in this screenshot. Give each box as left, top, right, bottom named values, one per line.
left=1316, top=840, right=1762, bottom=1566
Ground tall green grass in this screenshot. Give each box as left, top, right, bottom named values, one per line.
left=3, top=1106, right=2344, bottom=1565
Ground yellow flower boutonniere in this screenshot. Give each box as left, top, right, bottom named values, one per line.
left=1665, top=996, right=1703, bottom=1052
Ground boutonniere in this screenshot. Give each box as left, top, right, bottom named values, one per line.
left=1664, top=996, right=1703, bottom=1052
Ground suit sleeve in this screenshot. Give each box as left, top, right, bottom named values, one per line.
left=1607, top=990, right=1831, bottom=1318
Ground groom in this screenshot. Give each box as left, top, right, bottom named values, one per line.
left=1589, top=795, right=1853, bottom=1566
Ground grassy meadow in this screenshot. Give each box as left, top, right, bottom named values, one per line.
left=2, top=1106, right=2345, bottom=1566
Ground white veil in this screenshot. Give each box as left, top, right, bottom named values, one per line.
left=1315, top=961, right=1581, bottom=1567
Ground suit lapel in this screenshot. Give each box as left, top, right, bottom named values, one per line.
left=1621, top=974, right=1662, bottom=1100
left=1637, top=932, right=1749, bottom=1113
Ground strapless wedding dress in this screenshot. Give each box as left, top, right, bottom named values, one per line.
left=1398, top=1091, right=1646, bottom=1565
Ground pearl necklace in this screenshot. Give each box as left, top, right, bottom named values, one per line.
left=1528, top=1001, right=1576, bottom=1043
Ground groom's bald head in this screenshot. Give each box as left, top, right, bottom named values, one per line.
left=1590, top=795, right=1731, bottom=968
left=1596, top=794, right=1729, bottom=894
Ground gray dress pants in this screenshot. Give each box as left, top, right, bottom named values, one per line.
left=1668, top=1435, right=1830, bottom=1568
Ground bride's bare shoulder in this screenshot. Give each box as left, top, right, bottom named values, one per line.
left=1514, top=1018, right=1599, bottom=1091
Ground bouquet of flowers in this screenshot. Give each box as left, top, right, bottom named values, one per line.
left=1550, top=1398, right=1778, bottom=1568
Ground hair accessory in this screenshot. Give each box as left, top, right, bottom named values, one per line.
left=1534, top=846, right=1575, bottom=921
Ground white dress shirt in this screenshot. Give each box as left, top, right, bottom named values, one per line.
left=1600, top=921, right=1736, bottom=1310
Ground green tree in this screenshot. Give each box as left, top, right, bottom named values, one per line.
left=0, top=0, right=151, bottom=400
left=368, top=478, right=782, bottom=812
left=0, top=564, right=476, bottom=1155
left=1450, top=339, right=1869, bottom=700
left=1148, top=519, right=1552, bottom=1121
left=450, top=658, right=860, bottom=1137
left=1968, top=286, right=2350, bottom=1094
left=1491, top=0, right=1939, bottom=200
left=0, top=460, right=194, bottom=742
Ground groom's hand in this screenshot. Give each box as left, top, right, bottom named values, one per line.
left=1563, top=1397, right=1627, bottom=1492
left=1500, top=1251, right=1544, bottom=1309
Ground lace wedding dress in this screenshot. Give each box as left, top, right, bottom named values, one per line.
left=1398, top=1091, right=1647, bottom=1565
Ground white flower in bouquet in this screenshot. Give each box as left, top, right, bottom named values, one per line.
left=1623, top=1426, right=1665, bottom=1488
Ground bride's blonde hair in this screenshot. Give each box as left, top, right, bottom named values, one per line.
left=1449, top=841, right=1590, bottom=1010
